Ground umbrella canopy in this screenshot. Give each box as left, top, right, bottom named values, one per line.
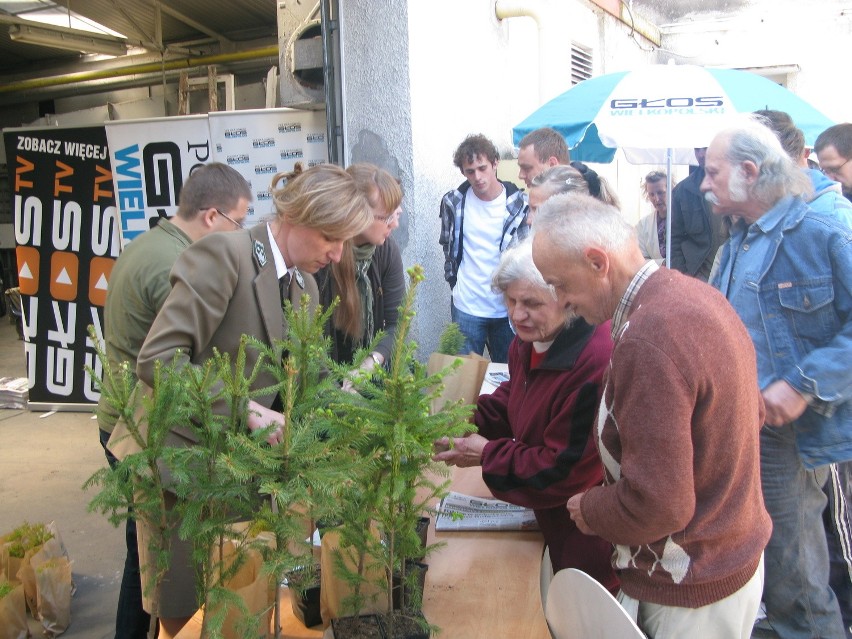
left=513, top=64, right=836, bottom=164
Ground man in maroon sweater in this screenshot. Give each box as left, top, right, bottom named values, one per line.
left=531, top=192, right=772, bottom=638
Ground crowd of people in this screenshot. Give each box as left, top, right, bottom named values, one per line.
left=99, top=115, right=852, bottom=639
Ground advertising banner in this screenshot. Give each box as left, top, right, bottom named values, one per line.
left=104, top=115, right=209, bottom=245
left=209, top=108, right=327, bottom=224
left=3, top=125, right=119, bottom=409
left=3, top=109, right=328, bottom=410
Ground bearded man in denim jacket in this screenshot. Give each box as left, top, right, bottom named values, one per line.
left=705, top=116, right=852, bottom=639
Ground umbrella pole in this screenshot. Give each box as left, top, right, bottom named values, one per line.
left=665, top=148, right=673, bottom=267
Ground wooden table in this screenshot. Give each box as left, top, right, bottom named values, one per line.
left=422, top=466, right=550, bottom=639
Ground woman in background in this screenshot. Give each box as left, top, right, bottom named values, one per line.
left=526, top=163, right=621, bottom=226
left=316, top=164, right=405, bottom=389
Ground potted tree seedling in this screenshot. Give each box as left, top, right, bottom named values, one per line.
left=245, top=295, right=368, bottom=634
left=325, top=267, right=473, bottom=639
left=87, top=295, right=362, bottom=639
left=87, top=332, right=273, bottom=639
left=85, top=330, right=200, bottom=632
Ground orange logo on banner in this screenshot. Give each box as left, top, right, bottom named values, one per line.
left=50, top=252, right=79, bottom=302
left=16, top=246, right=40, bottom=296
left=89, top=257, right=114, bottom=307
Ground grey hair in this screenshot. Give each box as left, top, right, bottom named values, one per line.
left=491, top=239, right=552, bottom=295
left=720, top=115, right=812, bottom=206
left=532, top=192, right=636, bottom=260
left=530, top=165, right=589, bottom=200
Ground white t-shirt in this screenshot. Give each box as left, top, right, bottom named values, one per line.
left=454, top=188, right=508, bottom=318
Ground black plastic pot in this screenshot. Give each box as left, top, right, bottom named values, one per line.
left=413, top=516, right=430, bottom=561
left=392, top=561, right=429, bottom=611
left=288, top=568, right=322, bottom=628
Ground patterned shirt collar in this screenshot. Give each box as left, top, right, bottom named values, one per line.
left=611, top=261, right=659, bottom=340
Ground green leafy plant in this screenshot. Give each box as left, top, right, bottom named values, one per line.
left=85, top=330, right=203, bottom=630
left=327, top=266, right=474, bottom=636
left=0, top=580, right=14, bottom=599
left=245, top=295, right=367, bottom=629
left=436, top=322, right=465, bottom=356
left=4, top=522, right=53, bottom=559
left=86, top=271, right=472, bottom=638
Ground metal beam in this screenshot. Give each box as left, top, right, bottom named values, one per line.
left=151, top=0, right=232, bottom=45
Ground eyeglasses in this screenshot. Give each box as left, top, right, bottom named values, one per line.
left=821, top=157, right=851, bottom=178
left=205, top=207, right=246, bottom=229
left=374, top=209, right=401, bottom=226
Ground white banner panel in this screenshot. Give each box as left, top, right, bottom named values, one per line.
left=209, top=108, right=328, bottom=225
left=105, top=115, right=210, bottom=245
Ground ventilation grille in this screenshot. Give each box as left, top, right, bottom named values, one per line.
left=571, top=43, right=593, bottom=85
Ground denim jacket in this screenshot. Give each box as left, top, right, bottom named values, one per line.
left=438, top=179, right=528, bottom=288
left=712, top=194, right=852, bottom=467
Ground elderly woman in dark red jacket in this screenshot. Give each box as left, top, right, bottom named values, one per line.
left=433, top=239, right=618, bottom=593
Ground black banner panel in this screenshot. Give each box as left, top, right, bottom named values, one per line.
left=4, top=126, right=119, bottom=409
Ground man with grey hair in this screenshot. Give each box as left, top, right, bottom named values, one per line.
left=704, top=117, right=852, bottom=639
left=517, top=127, right=570, bottom=188
left=758, top=109, right=852, bottom=637
left=531, top=192, right=770, bottom=638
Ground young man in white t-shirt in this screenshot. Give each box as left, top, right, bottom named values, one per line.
left=438, top=134, right=529, bottom=362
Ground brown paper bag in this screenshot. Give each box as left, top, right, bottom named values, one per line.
left=426, top=352, right=489, bottom=415
left=15, top=523, right=68, bottom=620
left=0, top=582, right=28, bottom=639
left=35, top=557, right=72, bottom=637
left=319, top=524, right=388, bottom=628
left=214, top=540, right=272, bottom=639
left=0, top=544, right=13, bottom=583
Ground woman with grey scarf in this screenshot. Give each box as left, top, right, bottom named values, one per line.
left=315, top=164, right=405, bottom=390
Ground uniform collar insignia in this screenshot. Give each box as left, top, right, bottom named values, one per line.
left=294, top=268, right=305, bottom=289
left=253, top=240, right=267, bottom=267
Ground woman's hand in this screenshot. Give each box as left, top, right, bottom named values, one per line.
left=432, top=434, right=488, bottom=467
left=341, top=352, right=384, bottom=394
left=246, top=399, right=285, bottom=445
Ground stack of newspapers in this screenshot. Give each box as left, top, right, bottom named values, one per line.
left=0, top=377, right=28, bottom=409
left=435, top=491, right=539, bottom=532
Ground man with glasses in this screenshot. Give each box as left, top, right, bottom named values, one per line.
left=816, top=123, right=852, bottom=202
left=97, top=162, right=251, bottom=639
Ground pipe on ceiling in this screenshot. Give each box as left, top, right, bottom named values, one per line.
left=0, top=45, right=278, bottom=95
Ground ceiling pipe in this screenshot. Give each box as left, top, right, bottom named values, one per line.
left=0, top=45, right=278, bottom=95
left=494, top=0, right=574, bottom=105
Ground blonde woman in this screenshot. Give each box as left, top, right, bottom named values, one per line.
left=133, top=163, right=372, bottom=638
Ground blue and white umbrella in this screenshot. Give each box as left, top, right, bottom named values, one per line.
left=513, top=64, right=835, bottom=164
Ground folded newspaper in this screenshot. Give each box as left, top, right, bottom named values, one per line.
left=435, top=491, right=539, bottom=532
left=0, top=376, right=28, bottom=409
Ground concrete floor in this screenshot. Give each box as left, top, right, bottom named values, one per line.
left=0, top=317, right=121, bottom=638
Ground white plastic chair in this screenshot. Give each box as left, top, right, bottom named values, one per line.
left=539, top=545, right=555, bottom=608
left=545, top=568, right=645, bottom=639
